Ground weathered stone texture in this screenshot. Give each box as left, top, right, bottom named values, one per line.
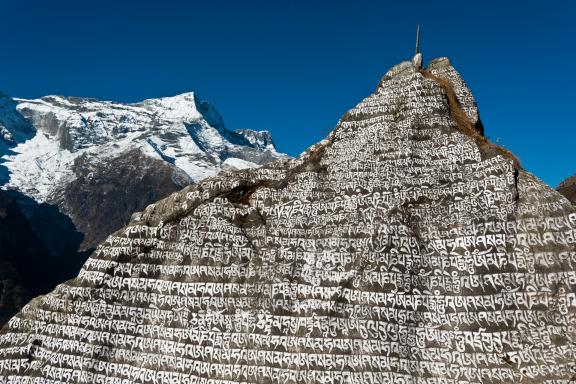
left=1, top=57, right=575, bottom=384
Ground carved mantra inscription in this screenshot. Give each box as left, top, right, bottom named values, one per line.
left=1, top=57, right=575, bottom=384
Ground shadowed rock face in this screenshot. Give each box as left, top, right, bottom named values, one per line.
left=1, top=57, right=575, bottom=383
left=53, top=149, right=190, bottom=249
left=0, top=191, right=31, bottom=326
left=558, top=175, right=576, bottom=205
left=0, top=190, right=59, bottom=325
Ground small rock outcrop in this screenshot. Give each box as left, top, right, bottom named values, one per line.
left=0, top=56, right=575, bottom=384
left=558, top=174, right=576, bottom=205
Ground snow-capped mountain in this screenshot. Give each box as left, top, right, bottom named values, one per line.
left=4, top=92, right=285, bottom=201
left=0, top=91, right=287, bottom=252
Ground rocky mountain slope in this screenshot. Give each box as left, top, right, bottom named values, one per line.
left=0, top=90, right=286, bottom=253
left=1, top=55, right=575, bottom=383
left=558, top=174, right=576, bottom=205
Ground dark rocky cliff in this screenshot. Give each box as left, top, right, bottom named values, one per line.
left=0, top=190, right=66, bottom=325
left=0, top=56, right=575, bottom=383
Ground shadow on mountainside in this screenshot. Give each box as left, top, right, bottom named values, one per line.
left=7, top=190, right=92, bottom=281
left=61, top=149, right=189, bottom=250
left=0, top=189, right=91, bottom=325
left=0, top=148, right=16, bottom=186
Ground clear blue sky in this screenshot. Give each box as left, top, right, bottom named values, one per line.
left=1, top=0, right=574, bottom=186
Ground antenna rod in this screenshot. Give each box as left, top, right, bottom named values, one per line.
left=415, top=24, right=420, bottom=55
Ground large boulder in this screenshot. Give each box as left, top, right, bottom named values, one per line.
left=0, top=56, right=575, bottom=383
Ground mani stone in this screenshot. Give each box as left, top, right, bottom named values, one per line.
left=1, top=56, right=576, bottom=384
